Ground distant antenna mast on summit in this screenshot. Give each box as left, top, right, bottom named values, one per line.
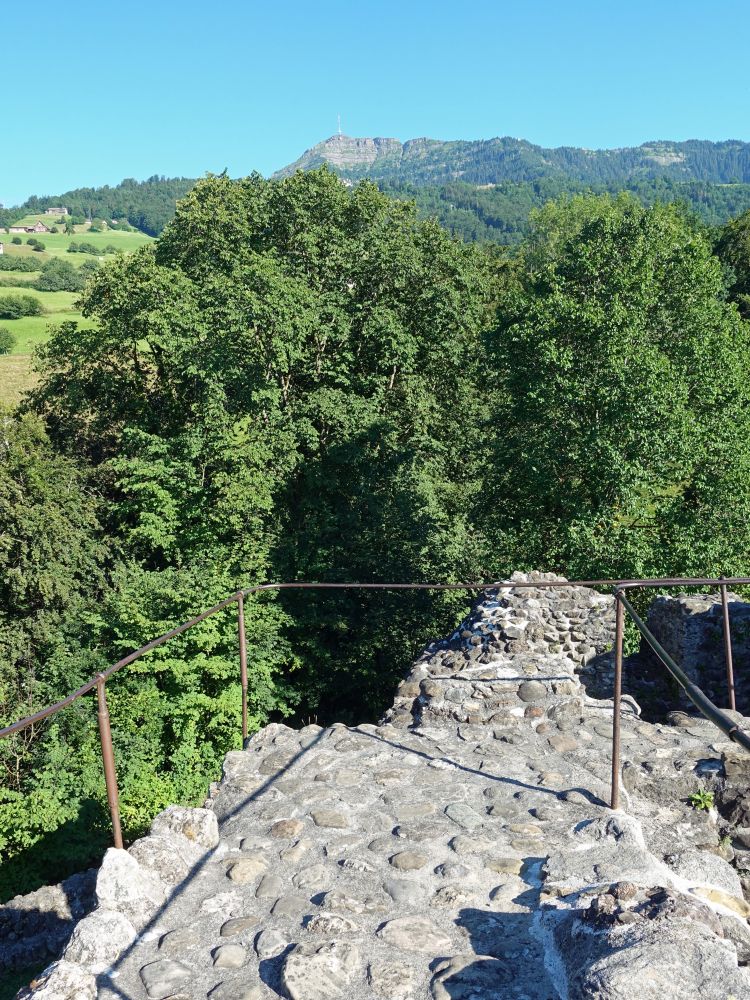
left=337, top=114, right=343, bottom=136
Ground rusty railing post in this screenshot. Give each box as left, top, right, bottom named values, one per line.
left=610, top=590, right=624, bottom=810
left=96, top=675, right=123, bottom=849
left=720, top=577, right=737, bottom=712
left=237, top=593, right=249, bottom=742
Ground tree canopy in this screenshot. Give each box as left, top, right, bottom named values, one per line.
left=5, top=171, right=750, bottom=899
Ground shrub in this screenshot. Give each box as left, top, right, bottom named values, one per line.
left=0, top=326, right=15, bottom=354
left=0, top=293, right=44, bottom=318
left=26, top=238, right=37, bottom=246
left=11, top=236, right=21, bottom=245
left=0, top=255, right=40, bottom=272
left=33, top=242, right=45, bottom=252
left=67, top=241, right=99, bottom=255
left=34, top=258, right=86, bottom=292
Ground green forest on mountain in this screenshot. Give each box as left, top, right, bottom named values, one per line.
left=3, top=168, right=750, bottom=899
left=9, top=141, right=750, bottom=244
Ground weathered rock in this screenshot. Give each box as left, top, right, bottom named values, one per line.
left=551, top=913, right=750, bottom=999
left=254, top=928, right=290, bottom=959
left=432, top=954, right=516, bottom=999
left=212, top=942, right=247, bottom=968
left=367, top=959, right=416, bottom=999
left=227, top=856, right=267, bottom=884
left=270, top=818, right=304, bottom=838
left=220, top=915, right=261, bottom=937
left=376, top=916, right=452, bottom=953
left=281, top=940, right=360, bottom=999
left=16, top=961, right=96, bottom=999
left=139, top=958, right=192, bottom=999
left=389, top=851, right=428, bottom=871
left=310, top=809, right=349, bottom=829
left=63, top=908, right=136, bottom=973
left=0, top=869, right=96, bottom=975
left=149, top=805, right=219, bottom=849
left=444, top=802, right=483, bottom=830
left=95, top=849, right=166, bottom=930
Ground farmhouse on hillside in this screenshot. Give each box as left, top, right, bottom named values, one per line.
left=8, top=222, right=50, bottom=234
left=44, top=207, right=68, bottom=216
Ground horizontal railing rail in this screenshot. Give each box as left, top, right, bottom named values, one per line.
left=2, top=575, right=750, bottom=848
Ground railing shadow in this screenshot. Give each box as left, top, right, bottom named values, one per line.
left=355, top=727, right=610, bottom=808
left=96, top=729, right=326, bottom=999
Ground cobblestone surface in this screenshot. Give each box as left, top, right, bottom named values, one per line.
left=17, top=574, right=750, bottom=999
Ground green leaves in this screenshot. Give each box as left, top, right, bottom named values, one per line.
left=481, top=194, right=750, bottom=579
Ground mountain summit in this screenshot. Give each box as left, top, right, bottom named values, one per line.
left=274, top=134, right=750, bottom=187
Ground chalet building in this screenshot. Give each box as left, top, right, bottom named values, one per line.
left=8, top=222, right=50, bottom=234
left=44, top=207, right=68, bottom=216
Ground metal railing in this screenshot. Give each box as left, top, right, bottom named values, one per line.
left=1, top=576, right=749, bottom=849
left=609, top=577, right=750, bottom=809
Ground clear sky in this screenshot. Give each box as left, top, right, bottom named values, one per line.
left=2, top=0, right=749, bottom=206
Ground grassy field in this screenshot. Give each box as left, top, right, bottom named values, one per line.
left=3, top=219, right=152, bottom=259
left=0, top=280, right=94, bottom=406
left=0, top=222, right=151, bottom=406
left=0, top=353, right=40, bottom=407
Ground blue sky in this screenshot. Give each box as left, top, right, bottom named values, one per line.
left=2, top=0, right=749, bottom=205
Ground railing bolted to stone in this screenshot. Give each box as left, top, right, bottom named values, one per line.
left=2, top=576, right=750, bottom=849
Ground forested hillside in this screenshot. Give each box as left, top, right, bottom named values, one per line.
left=4, top=170, right=750, bottom=901
left=276, top=134, right=750, bottom=185
left=382, top=176, right=750, bottom=243
left=7, top=135, right=750, bottom=244
left=0, top=177, right=196, bottom=236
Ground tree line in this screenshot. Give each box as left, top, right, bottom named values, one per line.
left=3, top=169, right=750, bottom=898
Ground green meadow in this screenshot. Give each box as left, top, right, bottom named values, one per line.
left=5, top=218, right=152, bottom=258
left=0, top=223, right=151, bottom=405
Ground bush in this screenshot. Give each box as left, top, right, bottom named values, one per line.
left=50, top=226, right=59, bottom=233
left=0, top=255, right=40, bottom=272
left=0, top=294, right=44, bottom=318
left=0, top=326, right=15, bottom=354
left=11, top=236, right=21, bottom=245
left=33, top=242, right=45, bottom=252
left=26, top=238, right=36, bottom=246
left=67, top=241, right=99, bottom=255
left=34, top=258, right=86, bottom=292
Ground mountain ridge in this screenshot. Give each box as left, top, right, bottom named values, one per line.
left=273, top=133, right=750, bottom=186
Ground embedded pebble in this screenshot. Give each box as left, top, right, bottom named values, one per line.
left=139, top=959, right=191, bottom=999
left=389, top=851, right=428, bottom=871
left=220, top=915, right=261, bottom=937
left=376, top=916, right=453, bottom=953
left=271, top=818, right=305, bottom=838
left=310, top=810, right=349, bottom=829
left=212, top=943, right=247, bottom=968
left=367, top=959, right=417, bottom=999
left=281, top=940, right=360, bottom=999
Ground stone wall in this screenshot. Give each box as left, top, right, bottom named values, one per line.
left=641, top=592, right=750, bottom=715
left=0, top=869, right=96, bottom=975
left=12, top=573, right=750, bottom=999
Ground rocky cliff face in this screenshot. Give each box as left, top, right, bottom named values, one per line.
left=12, top=573, right=750, bottom=999
left=272, top=136, right=750, bottom=186
left=272, top=136, right=405, bottom=179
